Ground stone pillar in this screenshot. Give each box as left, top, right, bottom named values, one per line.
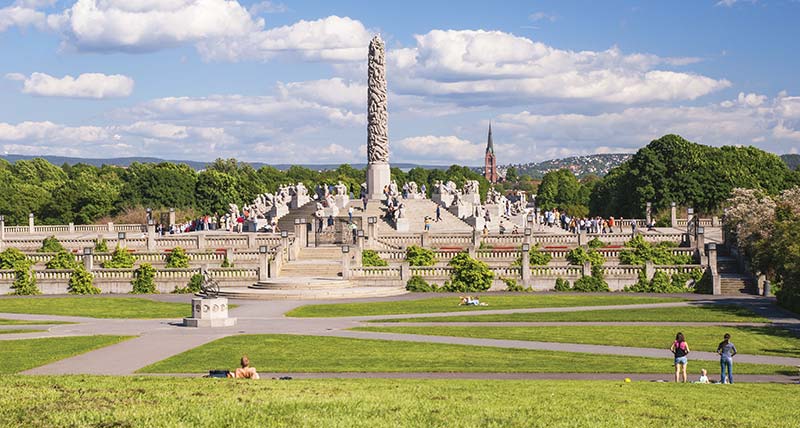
left=645, top=260, right=655, bottom=281
left=645, top=202, right=652, bottom=226
left=577, top=229, right=583, bottom=247
left=686, top=207, right=694, bottom=233
left=107, top=222, right=114, bottom=232
left=468, top=245, right=477, bottom=258
left=420, top=233, right=426, bottom=249
left=147, top=224, right=156, bottom=252
left=258, top=251, right=269, bottom=281
left=365, top=35, right=391, bottom=200
left=356, top=233, right=365, bottom=266
left=28, top=213, right=34, bottom=233
left=400, top=261, right=410, bottom=282
left=712, top=216, right=719, bottom=227
left=341, top=250, right=351, bottom=280
left=670, top=202, right=677, bottom=228
left=0, top=216, right=5, bottom=241
left=582, top=261, right=592, bottom=277
left=708, top=243, right=721, bottom=295
left=83, top=252, right=93, bottom=271
left=68, top=222, right=75, bottom=233
left=268, top=245, right=283, bottom=279
left=225, top=248, right=234, bottom=266
left=471, top=228, right=481, bottom=249
left=696, top=230, right=705, bottom=251
left=521, top=249, right=531, bottom=286
left=246, top=233, right=255, bottom=250
left=197, top=234, right=206, bottom=251
left=168, top=208, right=176, bottom=228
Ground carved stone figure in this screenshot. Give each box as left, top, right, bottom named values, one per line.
left=407, top=181, right=419, bottom=194
left=367, top=35, right=389, bottom=163
left=335, top=181, right=348, bottom=196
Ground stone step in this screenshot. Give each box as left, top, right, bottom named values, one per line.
left=250, top=278, right=353, bottom=290
left=350, top=199, right=473, bottom=234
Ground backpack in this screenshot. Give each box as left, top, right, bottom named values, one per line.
left=674, top=341, right=687, bottom=357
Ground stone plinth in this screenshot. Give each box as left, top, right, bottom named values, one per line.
left=405, top=192, right=424, bottom=199
left=448, top=203, right=474, bottom=219
left=464, top=191, right=481, bottom=205
left=367, top=162, right=390, bottom=200
left=395, top=217, right=410, bottom=232
left=334, top=195, right=350, bottom=209
left=431, top=193, right=454, bottom=208
left=183, top=297, right=237, bottom=328
left=291, top=194, right=310, bottom=210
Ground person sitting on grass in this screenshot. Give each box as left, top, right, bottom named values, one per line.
left=697, top=368, right=709, bottom=384
left=230, top=356, right=260, bottom=379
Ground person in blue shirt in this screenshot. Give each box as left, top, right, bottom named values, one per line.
left=717, top=333, right=738, bottom=384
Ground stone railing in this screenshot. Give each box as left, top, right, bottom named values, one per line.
left=372, top=247, right=695, bottom=265
left=0, top=233, right=289, bottom=252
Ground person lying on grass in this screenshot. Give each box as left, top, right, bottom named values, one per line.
left=228, top=356, right=260, bottom=379
left=459, top=296, right=488, bottom=306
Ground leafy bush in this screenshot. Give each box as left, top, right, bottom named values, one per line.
left=503, top=277, right=531, bottom=292
left=0, top=248, right=28, bottom=269
left=554, top=277, right=571, bottom=291
left=406, top=275, right=437, bottom=292
left=174, top=273, right=204, bottom=294
left=131, top=263, right=158, bottom=294
left=221, top=257, right=234, bottom=268
left=625, top=269, right=705, bottom=293
left=572, top=275, right=610, bottom=292
left=103, top=245, right=136, bottom=268
left=406, top=245, right=436, bottom=266
left=10, top=264, right=40, bottom=295
left=587, top=238, right=607, bottom=249
left=68, top=267, right=100, bottom=295
left=441, top=252, right=494, bottom=292
left=620, top=235, right=693, bottom=265
left=567, top=247, right=605, bottom=267
left=38, top=236, right=65, bottom=253
left=45, top=250, right=80, bottom=270
left=94, top=238, right=109, bottom=253
left=165, top=247, right=190, bottom=268
left=478, top=242, right=492, bottom=250
left=362, top=250, right=388, bottom=267
left=694, top=269, right=714, bottom=295
left=528, top=245, right=552, bottom=266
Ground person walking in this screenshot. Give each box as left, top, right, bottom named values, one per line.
left=717, top=333, right=737, bottom=384
left=362, top=195, right=368, bottom=211
left=348, top=206, right=354, bottom=223
left=670, top=332, right=690, bottom=383
left=435, top=205, right=442, bottom=222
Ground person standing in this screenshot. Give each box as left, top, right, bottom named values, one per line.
left=670, top=332, right=690, bottom=383
left=348, top=206, right=354, bottom=223
left=717, top=333, right=737, bottom=384
left=362, top=195, right=368, bottom=211
left=435, top=205, right=441, bottom=222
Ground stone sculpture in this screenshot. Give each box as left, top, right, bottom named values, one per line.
left=365, top=35, right=391, bottom=199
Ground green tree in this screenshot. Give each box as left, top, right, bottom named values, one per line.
left=131, top=263, right=158, bottom=294
left=406, top=246, right=436, bottom=266
left=68, top=267, right=100, bottom=294
left=195, top=170, right=239, bottom=214
left=442, top=252, right=494, bottom=292
left=165, top=247, right=190, bottom=268
left=45, top=251, right=80, bottom=270
left=103, top=246, right=136, bottom=269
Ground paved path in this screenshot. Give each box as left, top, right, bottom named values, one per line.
left=3, top=294, right=799, bottom=377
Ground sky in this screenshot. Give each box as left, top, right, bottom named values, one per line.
left=0, top=0, right=799, bottom=166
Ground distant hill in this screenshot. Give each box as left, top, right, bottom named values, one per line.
left=502, top=154, right=633, bottom=179
left=0, top=154, right=447, bottom=172
left=783, top=154, right=800, bottom=171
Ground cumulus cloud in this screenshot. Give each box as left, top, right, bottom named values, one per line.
left=390, top=29, right=728, bottom=106
left=197, top=15, right=372, bottom=62
left=7, top=72, right=134, bottom=98
left=248, top=1, right=287, bottom=15
left=0, top=4, right=46, bottom=31
left=529, top=12, right=557, bottom=22
left=47, top=0, right=264, bottom=52
left=715, top=0, right=757, bottom=7
left=396, top=135, right=484, bottom=163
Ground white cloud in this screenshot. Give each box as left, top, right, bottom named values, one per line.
left=390, top=29, right=728, bottom=105
left=197, top=15, right=372, bottom=62
left=715, top=0, right=757, bottom=7
left=248, top=1, right=287, bottom=15
left=48, top=0, right=263, bottom=52
left=529, top=12, right=557, bottom=22
left=396, top=135, right=484, bottom=163
left=278, top=78, right=365, bottom=109
left=0, top=5, right=45, bottom=31
left=7, top=72, right=134, bottom=98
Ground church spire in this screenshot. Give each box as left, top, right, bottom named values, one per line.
left=486, top=121, right=494, bottom=154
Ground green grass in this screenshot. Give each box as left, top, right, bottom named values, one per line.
left=1, top=377, right=797, bottom=428
left=0, top=336, right=131, bottom=374
left=0, top=319, right=71, bottom=325
left=287, top=295, right=684, bottom=318
left=0, top=329, right=45, bottom=335
left=0, top=297, right=190, bottom=319
left=355, top=326, right=800, bottom=358
left=140, top=334, right=793, bottom=375
left=372, top=304, right=768, bottom=323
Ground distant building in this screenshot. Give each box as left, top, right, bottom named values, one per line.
left=484, top=123, right=498, bottom=183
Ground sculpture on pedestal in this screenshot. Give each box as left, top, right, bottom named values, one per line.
left=365, top=35, right=391, bottom=199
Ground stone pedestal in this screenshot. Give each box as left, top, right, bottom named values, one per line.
left=367, top=162, right=390, bottom=200
left=334, top=195, right=350, bottom=209
left=184, top=297, right=237, bottom=328
left=405, top=192, right=424, bottom=200
left=290, top=194, right=310, bottom=209
left=464, top=191, right=481, bottom=206
left=448, top=203, right=474, bottom=219
left=431, top=193, right=454, bottom=208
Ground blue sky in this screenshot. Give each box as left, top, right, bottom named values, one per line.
left=0, top=0, right=798, bottom=165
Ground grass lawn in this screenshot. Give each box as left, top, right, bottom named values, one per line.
left=0, top=297, right=190, bottom=319
left=355, top=326, right=800, bottom=358
left=0, top=336, right=131, bottom=374
left=0, top=329, right=44, bottom=335
left=0, top=377, right=797, bottom=428
left=371, top=305, right=768, bottom=323
left=287, top=294, right=684, bottom=318
left=140, top=334, right=793, bottom=375
left=0, top=319, right=71, bottom=325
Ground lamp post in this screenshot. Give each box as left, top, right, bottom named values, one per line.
left=117, top=232, right=127, bottom=248
left=82, top=246, right=94, bottom=271
left=259, top=245, right=270, bottom=280
left=521, top=242, right=531, bottom=286
left=341, top=245, right=351, bottom=279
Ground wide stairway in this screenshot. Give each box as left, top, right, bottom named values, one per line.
left=351, top=198, right=473, bottom=234
left=717, top=251, right=759, bottom=295
left=276, top=200, right=318, bottom=232
left=218, top=245, right=406, bottom=300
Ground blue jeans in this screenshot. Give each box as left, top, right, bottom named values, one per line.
left=720, top=358, right=733, bottom=384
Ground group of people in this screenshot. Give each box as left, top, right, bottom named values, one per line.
left=671, top=332, right=737, bottom=384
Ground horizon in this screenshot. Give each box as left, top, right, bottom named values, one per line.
left=1, top=1, right=799, bottom=165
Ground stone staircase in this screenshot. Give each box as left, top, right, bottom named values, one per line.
left=217, top=245, right=407, bottom=300
left=717, top=253, right=758, bottom=295
left=350, top=199, right=473, bottom=234
left=276, top=200, right=318, bottom=232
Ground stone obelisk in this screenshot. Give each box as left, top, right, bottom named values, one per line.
left=366, top=35, right=390, bottom=200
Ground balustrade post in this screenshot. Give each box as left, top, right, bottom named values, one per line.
left=645, top=260, right=655, bottom=281
left=670, top=202, right=677, bottom=228
left=400, top=261, right=410, bottom=282
left=521, top=243, right=531, bottom=286
left=68, top=222, right=75, bottom=233
left=83, top=247, right=94, bottom=271
left=196, top=234, right=206, bottom=250
left=707, top=243, right=721, bottom=295
left=246, top=233, right=255, bottom=249
left=356, top=231, right=365, bottom=266
left=0, top=215, right=5, bottom=242
left=341, top=245, right=352, bottom=280
left=420, top=232, right=426, bottom=248
left=147, top=223, right=156, bottom=252
left=258, top=246, right=269, bottom=281
left=168, top=208, right=176, bottom=229
left=28, top=213, right=34, bottom=234
left=471, top=227, right=481, bottom=250
left=582, top=261, right=592, bottom=277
